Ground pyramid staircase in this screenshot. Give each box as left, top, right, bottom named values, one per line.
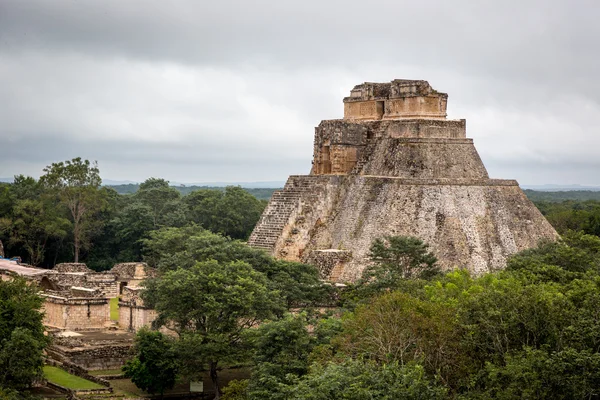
left=248, top=176, right=325, bottom=253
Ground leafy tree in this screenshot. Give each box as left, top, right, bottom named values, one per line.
left=469, top=348, right=600, bottom=399
left=143, top=260, right=280, bottom=398
left=185, top=186, right=265, bottom=239
left=39, top=158, right=105, bottom=262
left=246, top=314, right=314, bottom=399
left=142, top=225, right=330, bottom=309
left=221, top=379, right=249, bottom=400
left=134, top=178, right=185, bottom=229
left=292, top=359, right=447, bottom=400
left=3, top=199, right=69, bottom=265
left=367, top=236, right=440, bottom=280
left=122, top=328, right=178, bottom=396
left=0, top=278, right=49, bottom=391
left=336, top=291, right=463, bottom=384
left=350, top=236, right=440, bottom=301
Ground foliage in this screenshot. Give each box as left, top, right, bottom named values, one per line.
left=39, top=157, right=106, bottom=262
left=292, top=359, right=447, bottom=400
left=185, top=186, right=265, bottom=239
left=0, top=278, right=49, bottom=391
left=533, top=199, right=600, bottom=235
left=142, top=225, right=330, bottom=309
left=221, top=379, right=249, bottom=400
left=246, top=314, right=315, bottom=399
left=346, top=236, right=440, bottom=303
left=108, top=183, right=277, bottom=201
left=525, top=189, right=600, bottom=202
left=0, top=163, right=267, bottom=270
left=122, top=328, right=178, bottom=395
left=143, top=260, right=280, bottom=398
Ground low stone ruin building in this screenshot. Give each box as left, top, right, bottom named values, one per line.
left=111, top=262, right=157, bottom=294
left=43, top=287, right=111, bottom=331
left=118, top=286, right=158, bottom=333
left=47, top=330, right=135, bottom=371
left=249, top=79, right=558, bottom=281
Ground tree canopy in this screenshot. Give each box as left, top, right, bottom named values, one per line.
left=0, top=278, right=49, bottom=393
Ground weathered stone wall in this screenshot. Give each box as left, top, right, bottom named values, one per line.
left=311, top=119, right=469, bottom=176
left=359, top=138, right=489, bottom=179
left=118, top=303, right=157, bottom=333
left=43, top=295, right=110, bottom=330
left=118, top=286, right=157, bottom=332
left=343, top=80, right=448, bottom=120
left=110, top=262, right=154, bottom=280
left=54, top=263, right=93, bottom=273
left=47, top=344, right=132, bottom=371
left=84, top=273, right=118, bottom=297
left=252, top=175, right=557, bottom=281
left=305, top=249, right=352, bottom=280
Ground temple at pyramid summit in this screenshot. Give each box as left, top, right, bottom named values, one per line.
left=248, top=79, right=558, bottom=281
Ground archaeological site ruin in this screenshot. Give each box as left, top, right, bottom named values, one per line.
left=0, top=259, right=157, bottom=371
left=249, top=79, right=558, bottom=281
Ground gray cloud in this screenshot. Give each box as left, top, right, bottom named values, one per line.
left=1, top=0, right=599, bottom=184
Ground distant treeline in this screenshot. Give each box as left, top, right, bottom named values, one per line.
left=108, top=183, right=279, bottom=200
left=524, top=189, right=600, bottom=202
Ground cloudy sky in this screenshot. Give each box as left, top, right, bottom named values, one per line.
left=1, top=0, right=599, bottom=185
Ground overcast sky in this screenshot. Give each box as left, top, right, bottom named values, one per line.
left=1, top=0, right=599, bottom=185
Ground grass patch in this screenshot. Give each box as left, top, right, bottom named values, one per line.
left=88, top=368, right=123, bottom=376
left=110, top=297, right=119, bottom=321
left=43, top=366, right=104, bottom=390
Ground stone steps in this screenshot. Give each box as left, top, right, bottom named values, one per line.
left=329, top=263, right=345, bottom=282
left=351, top=141, right=377, bottom=174
left=248, top=176, right=326, bottom=252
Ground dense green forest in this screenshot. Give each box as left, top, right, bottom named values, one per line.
left=108, top=183, right=277, bottom=200
left=0, top=158, right=266, bottom=270
left=524, top=189, right=600, bottom=202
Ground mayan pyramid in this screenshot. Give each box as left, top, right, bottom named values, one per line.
left=248, top=79, right=557, bottom=281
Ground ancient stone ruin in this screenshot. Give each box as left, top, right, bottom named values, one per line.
left=249, top=79, right=558, bottom=281
left=0, top=258, right=158, bottom=371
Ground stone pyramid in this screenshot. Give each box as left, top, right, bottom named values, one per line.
left=248, top=79, right=557, bottom=281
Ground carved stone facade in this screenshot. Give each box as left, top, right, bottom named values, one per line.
left=248, top=79, right=558, bottom=281
left=343, top=80, right=447, bottom=121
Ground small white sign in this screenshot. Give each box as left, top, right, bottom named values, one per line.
left=190, top=381, right=204, bottom=393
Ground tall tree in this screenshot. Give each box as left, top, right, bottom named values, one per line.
left=185, top=186, right=265, bottom=240
left=122, top=328, right=179, bottom=396
left=4, top=199, right=70, bottom=265
left=39, top=158, right=105, bottom=262
left=134, top=178, right=184, bottom=229
left=0, top=278, right=49, bottom=392
left=143, top=260, right=281, bottom=398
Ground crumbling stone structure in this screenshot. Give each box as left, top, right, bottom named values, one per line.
left=43, top=293, right=110, bottom=331
left=249, top=79, right=558, bottom=281
left=47, top=331, right=134, bottom=371
left=118, top=286, right=158, bottom=333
